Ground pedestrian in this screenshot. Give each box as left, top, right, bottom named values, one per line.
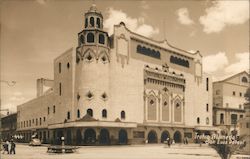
left=2, top=141, right=8, bottom=154
left=6, top=140, right=10, bottom=154
left=10, top=140, right=16, bottom=155
left=167, top=138, right=171, bottom=147
left=185, top=137, right=188, bottom=145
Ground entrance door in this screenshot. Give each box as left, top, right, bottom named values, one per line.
left=84, top=128, right=96, bottom=144
left=66, top=130, right=72, bottom=145
left=161, top=131, right=170, bottom=143
left=99, top=129, right=110, bottom=145
left=118, top=129, right=128, bottom=144
left=76, top=129, right=82, bottom=145
left=148, top=130, right=158, bottom=143
left=173, top=131, right=182, bottom=143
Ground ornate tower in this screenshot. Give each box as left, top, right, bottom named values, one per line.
left=75, top=4, right=110, bottom=120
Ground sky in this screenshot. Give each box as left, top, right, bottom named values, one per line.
left=0, top=0, right=249, bottom=114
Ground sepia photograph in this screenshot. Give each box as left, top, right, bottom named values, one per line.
left=0, top=0, right=249, bottom=159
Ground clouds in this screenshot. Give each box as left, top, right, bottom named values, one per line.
left=203, top=52, right=228, bottom=73
left=176, top=8, right=194, bottom=25
left=104, top=8, right=159, bottom=37
left=199, top=1, right=249, bottom=33
left=203, top=52, right=249, bottom=81
left=225, top=52, right=249, bottom=75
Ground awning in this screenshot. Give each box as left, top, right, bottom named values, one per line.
left=194, top=126, right=220, bottom=131
left=48, top=121, right=137, bottom=129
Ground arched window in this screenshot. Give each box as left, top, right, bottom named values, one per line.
left=87, top=109, right=93, bottom=117
left=102, top=109, right=107, bottom=118
left=87, top=33, right=94, bottom=43
left=197, top=117, right=200, bottom=124
left=85, top=18, right=88, bottom=28
left=206, top=117, right=209, bottom=125
left=121, top=111, right=125, bottom=119
left=206, top=104, right=209, bottom=112
left=90, top=17, right=94, bottom=27
left=242, top=77, right=248, bottom=83
left=77, top=109, right=80, bottom=118
left=99, top=34, right=105, bottom=44
left=96, top=18, right=100, bottom=28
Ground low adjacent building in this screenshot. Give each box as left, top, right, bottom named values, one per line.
left=213, top=71, right=249, bottom=134
left=0, top=113, right=17, bottom=141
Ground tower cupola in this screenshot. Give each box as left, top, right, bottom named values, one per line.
left=84, top=4, right=103, bottom=29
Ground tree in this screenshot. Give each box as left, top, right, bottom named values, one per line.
left=244, top=87, right=250, bottom=102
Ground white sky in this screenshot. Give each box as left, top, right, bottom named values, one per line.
left=0, top=0, right=249, bottom=113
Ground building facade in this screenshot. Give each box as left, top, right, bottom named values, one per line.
left=0, top=113, right=17, bottom=141
left=16, top=4, right=214, bottom=145
left=213, top=71, right=249, bottom=134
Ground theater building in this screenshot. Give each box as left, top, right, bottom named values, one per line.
left=213, top=71, right=249, bottom=134
left=16, top=4, right=214, bottom=145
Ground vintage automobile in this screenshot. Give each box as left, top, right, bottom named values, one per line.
left=29, top=138, right=41, bottom=146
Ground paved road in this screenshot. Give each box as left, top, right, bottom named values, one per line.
left=0, top=143, right=249, bottom=159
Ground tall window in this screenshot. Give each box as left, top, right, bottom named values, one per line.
left=36, top=119, right=38, bottom=126
left=39, top=117, right=42, bottom=125
left=99, top=34, right=105, bottom=44
left=59, top=62, right=61, bottom=73
left=77, top=109, right=80, bottom=118
left=206, top=104, right=209, bottom=112
left=197, top=117, right=200, bottom=124
left=87, top=109, right=93, bottom=117
left=102, top=109, right=107, bottom=118
left=96, top=18, right=100, bottom=28
left=220, top=113, right=224, bottom=124
left=48, top=107, right=50, bottom=115
left=121, top=111, right=125, bottom=119
left=85, top=18, right=88, bottom=28
left=90, top=17, right=94, bottom=27
left=206, top=78, right=209, bottom=91
left=59, top=83, right=62, bottom=96
left=233, top=91, right=236, bottom=96
left=87, top=33, right=94, bottom=43
left=67, top=111, right=71, bottom=120
left=53, top=105, right=56, bottom=113
left=206, top=117, right=209, bottom=125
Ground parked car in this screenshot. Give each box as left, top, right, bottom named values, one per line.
left=29, top=138, right=41, bottom=146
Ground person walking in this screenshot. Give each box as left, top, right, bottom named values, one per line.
left=9, top=140, right=15, bottom=154
left=2, top=141, right=9, bottom=154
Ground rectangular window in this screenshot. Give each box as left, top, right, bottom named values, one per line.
left=43, top=117, right=46, bottom=122
left=39, top=118, right=42, bottom=125
left=220, top=114, right=224, bottom=124
left=246, top=123, right=250, bottom=128
left=48, top=107, right=50, bottom=115
left=240, top=115, right=243, bottom=118
left=233, top=91, right=236, bottom=96
left=206, top=78, right=209, bottom=91
left=59, top=83, right=62, bottom=96
left=240, top=92, right=242, bottom=97
left=206, top=104, right=209, bottom=112
left=231, top=114, right=237, bottom=125
left=36, top=119, right=38, bottom=126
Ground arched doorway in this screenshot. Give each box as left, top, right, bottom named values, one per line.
left=76, top=129, right=82, bottom=145
left=161, top=131, right=170, bottom=143
left=173, top=131, right=182, bottom=143
left=118, top=129, right=128, bottom=144
left=84, top=128, right=96, bottom=144
left=99, top=129, right=110, bottom=145
left=66, top=130, right=72, bottom=145
left=148, top=130, right=158, bottom=143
